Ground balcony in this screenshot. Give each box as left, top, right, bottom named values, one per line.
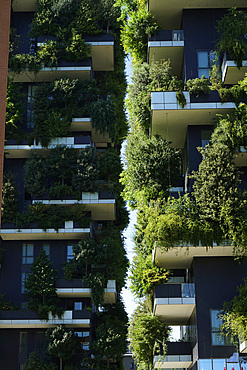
left=71, top=118, right=111, bottom=147
left=56, top=279, right=116, bottom=304
left=0, top=310, right=90, bottom=328
left=0, top=221, right=92, bottom=241
left=221, top=52, right=247, bottom=85
left=234, top=147, right=247, bottom=167
left=153, top=283, right=195, bottom=324
left=12, top=0, right=36, bottom=11
left=33, top=191, right=116, bottom=221
left=151, top=91, right=235, bottom=148
left=148, top=0, right=247, bottom=29
left=84, top=34, right=114, bottom=71
left=148, top=30, right=184, bottom=77
left=153, top=342, right=192, bottom=369
left=9, top=59, right=92, bottom=83
left=240, top=341, right=247, bottom=354
left=153, top=241, right=234, bottom=269
left=4, top=136, right=92, bottom=158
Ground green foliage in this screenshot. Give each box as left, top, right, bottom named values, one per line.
left=24, top=151, right=48, bottom=197
left=121, top=5, right=159, bottom=62
left=90, top=99, right=116, bottom=141
left=176, top=91, right=186, bottom=108
left=121, top=127, right=181, bottom=208
left=24, top=249, right=63, bottom=320
left=127, top=60, right=183, bottom=129
left=216, top=8, right=247, bottom=68
left=24, top=146, right=99, bottom=199
left=129, top=300, right=171, bottom=370
left=0, top=293, right=17, bottom=310
left=64, top=229, right=128, bottom=307
left=5, top=78, right=25, bottom=142
left=46, top=325, right=79, bottom=366
left=130, top=254, right=170, bottom=298
left=72, top=147, right=99, bottom=196
left=1, top=173, right=18, bottom=224
left=98, top=148, right=122, bottom=183
left=192, top=145, right=241, bottom=223
left=24, top=352, right=56, bottom=370
left=186, top=77, right=211, bottom=98
left=221, top=278, right=247, bottom=344
left=91, top=300, right=128, bottom=364
left=211, top=104, right=247, bottom=152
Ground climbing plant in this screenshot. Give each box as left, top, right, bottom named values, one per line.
left=1, top=173, right=18, bottom=224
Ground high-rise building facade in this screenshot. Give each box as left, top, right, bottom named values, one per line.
left=0, top=1, right=128, bottom=369
left=148, top=1, right=247, bottom=370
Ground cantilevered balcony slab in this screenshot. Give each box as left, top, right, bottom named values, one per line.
left=221, top=53, right=247, bottom=85
left=12, top=0, right=36, bottom=11
left=4, top=136, right=92, bottom=158
left=84, top=35, right=114, bottom=71
left=9, top=60, right=92, bottom=83
left=148, top=30, right=184, bottom=77
left=153, top=354, right=192, bottom=369
left=56, top=279, right=116, bottom=304
left=148, top=0, right=247, bottom=29
left=153, top=283, right=195, bottom=325
left=153, top=242, right=234, bottom=269
left=0, top=310, right=90, bottom=329
left=71, top=118, right=111, bottom=147
left=33, top=192, right=116, bottom=221
left=0, top=221, right=92, bottom=240
left=154, top=341, right=192, bottom=368
left=151, top=91, right=235, bottom=148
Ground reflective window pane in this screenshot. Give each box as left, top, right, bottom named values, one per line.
left=199, top=359, right=212, bottom=370
left=198, top=51, right=209, bottom=68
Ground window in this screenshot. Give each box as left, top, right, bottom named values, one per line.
left=201, top=130, right=212, bottom=148
left=67, top=244, right=74, bottom=261
left=74, top=302, right=82, bottom=310
left=43, top=244, right=50, bottom=259
left=198, top=50, right=216, bottom=78
left=75, top=331, right=90, bottom=351
left=19, top=332, right=27, bottom=355
left=27, top=85, right=38, bottom=128
left=211, top=310, right=231, bottom=345
left=36, top=332, right=45, bottom=356
left=21, top=273, right=27, bottom=293
left=22, top=244, right=34, bottom=264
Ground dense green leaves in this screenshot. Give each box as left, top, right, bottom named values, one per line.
left=24, top=249, right=63, bottom=320
left=121, top=127, right=181, bottom=208
left=216, top=8, right=247, bottom=68
left=64, top=229, right=128, bottom=307
left=130, top=254, right=170, bottom=298
left=221, top=278, right=247, bottom=344
left=129, top=300, right=170, bottom=370
left=46, top=325, right=79, bottom=369
left=1, top=173, right=18, bottom=224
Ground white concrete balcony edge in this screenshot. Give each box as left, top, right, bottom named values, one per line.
left=154, top=297, right=195, bottom=305
left=148, top=40, right=184, bottom=47
left=153, top=354, right=192, bottom=369
left=0, top=311, right=90, bottom=329
left=151, top=91, right=236, bottom=111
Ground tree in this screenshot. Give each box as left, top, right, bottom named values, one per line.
left=24, top=352, right=57, bottom=370
left=130, top=254, right=170, bottom=298
left=216, top=8, right=247, bottom=68
left=46, top=325, right=79, bottom=370
left=24, top=151, right=48, bottom=197
left=25, top=249, right=62, bottom=320
left=1, top=173, right=18, bottom=224
left=91, top=300, right=128, bottom=367
left=221, top=278, right=247, bottom=345
left=192, top=144, right=241, bottom=223
left=121, top=127, right=181, bottom=208
left=129, top=300, right=170, bottom=370
left=72, top=147, right=99, bottom=196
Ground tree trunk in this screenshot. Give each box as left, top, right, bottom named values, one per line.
left=60, top=357, right=62, bottom=370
